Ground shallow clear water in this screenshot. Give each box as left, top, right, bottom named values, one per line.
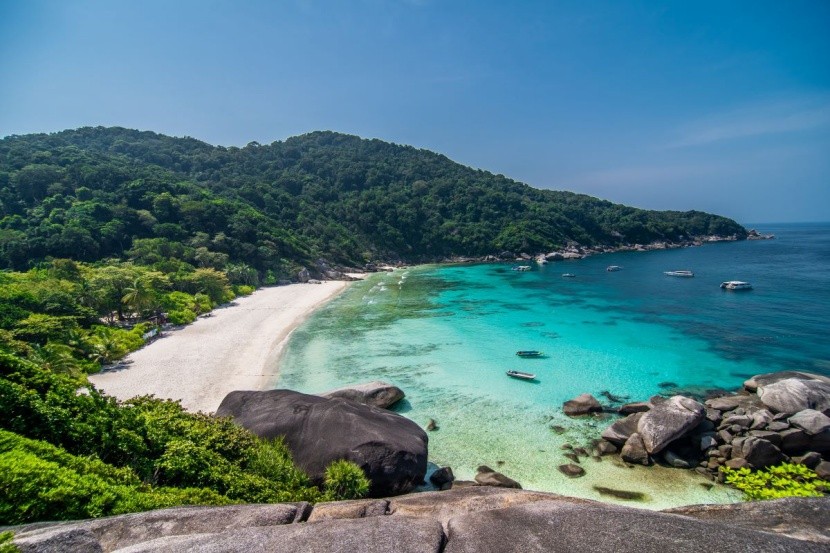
left=278, top=223, right=829, bottom=508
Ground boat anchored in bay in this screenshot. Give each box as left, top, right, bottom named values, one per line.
left=516, top=350, right=544, bottom=358
left=506, top=370, right=536, bottom=381
left=720, top=281, right=753, bottom=291
left=664, top=270, right=694, bottom=277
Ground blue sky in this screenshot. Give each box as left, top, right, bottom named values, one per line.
left=1, top=1, right=828, bottom=223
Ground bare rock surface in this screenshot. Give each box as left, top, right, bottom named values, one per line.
left=216, top=389, right=427, bottom=497
left=562, top=393, right=602, bottom=416
left=10, top=488, right=830, bottom=552
left=789, top=409, right=830, bottom=435
left=320, top=380, right=405, bottom=409
left=745, top=371, right=830, bottom=393
left=306, top=499, right=389, bottom=522
left=737, top=436, right=787, bottom=469
left=443, top=500, right=828, bottom=553
left=115, top=516, right=446, bottom=553
left=618, top=401, right=650, bottom=414
left=620, top=433, right=650, bottom=465
left=10, top=503, right=309, bottom=553
left=756, top=378, right=830, bottom=415
left=637, top=395, right=704, bottom=454
left=600, top=412, right=644, bottom=445
left=13, top=527, right=103, bottom=553
left=386, top=487, right=583, bottom=526
left=473, top=466, right=521, bottom=489
left=664, top=496, right=830, bottom=544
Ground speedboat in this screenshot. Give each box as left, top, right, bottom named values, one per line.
left=512, top=265, right=531, bottom=272
left=664, top=270, right=694, bottom=277
left=562, top=273, right=576, bottom=278
left=606, top=265, right=622, bottom=272
left=516, top=350, right=543, bottom=357
left=720, top=281, right=753, bottom=291
left=506, top=370, right=536, bottom=381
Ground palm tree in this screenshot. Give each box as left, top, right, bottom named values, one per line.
left=121, top=277, right=156, bottom=321
left=31, top=342, right=83, bottom=377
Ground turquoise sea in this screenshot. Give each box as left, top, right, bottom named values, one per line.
left=278, top=223, right=830, bottom=508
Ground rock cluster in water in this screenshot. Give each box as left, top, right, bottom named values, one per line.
left=9, top=488, right=828, bottom=551
left=563, top=371, right=830, bottom=482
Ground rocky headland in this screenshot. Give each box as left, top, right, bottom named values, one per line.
left=559, top=370, right=830, bottom=482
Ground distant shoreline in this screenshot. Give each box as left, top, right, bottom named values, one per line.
left=89, top=281, right=350, bottom=414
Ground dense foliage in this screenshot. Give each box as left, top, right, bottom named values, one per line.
left=0, top=127, right=746, bottom=273
left=722, top=463, right=828, bottom=500
left=0, top=258, right=245, bottom=372
left=0, top=348, right=369, bottom=524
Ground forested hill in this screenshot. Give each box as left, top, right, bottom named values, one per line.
left=0, top=127, right=745, bottom=275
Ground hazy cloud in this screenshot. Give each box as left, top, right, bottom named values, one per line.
left=567, top=162, right=729, bottom=188
left=669, top=96, right=830, bottom=148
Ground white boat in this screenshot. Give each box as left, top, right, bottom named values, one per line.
left=664, top=270, right=694, bottom=277
left=720, top=281, right=753, bottom=291
left=506, top=370, right=536, bottom=381
left=606, top=265, right=622, bottom=272
left=562, top=273, right=576, bottom=278
left=512, top=265, right=531, bottom=272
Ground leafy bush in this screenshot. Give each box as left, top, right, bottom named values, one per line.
left=722, top=463, right=828, bottom=500
left=322, top=460, right=370, bottom=501
left=0, top=352, right=327, bottom=522
left=84, top=324, right=146, bottom=365
left=233, top=284, right=256, bottom=296
left=166, top=309, right=196, bottom=325
left=0, top=531, right=17, bottom=553
left=0, top=430, right=233, bottom=524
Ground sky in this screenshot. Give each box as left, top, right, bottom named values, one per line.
left=1, top=0, right=828, bottom=224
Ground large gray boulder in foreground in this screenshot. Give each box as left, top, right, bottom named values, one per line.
left=757, top=378, right=830, bottom=415
left=320, top=380, right=405, bottom=409
left=636, top=395, right=704, bottom=454
left=216, top=390, right=427, bottom=497
left=10, top=489, right=829, bottom=552
left=443, top=499, right=827, bottom=553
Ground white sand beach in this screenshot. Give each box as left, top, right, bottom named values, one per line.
left=89, top=281, right=349, bottom=413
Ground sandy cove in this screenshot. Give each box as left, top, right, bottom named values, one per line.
left=89, top=281, right=349, bottom=414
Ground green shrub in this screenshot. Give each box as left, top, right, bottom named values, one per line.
left=83, top=325, right=146, bottom=365
left=722, top=463, right=828, bottom=500
left=0, top=530, right=18, bottom=553
left=233, top=285, right=256, bottom=297
left=0, top=429, right=233, bottom=525
left=167, top=309, right=196, bottom=325
left=322, top=460, right=370, bottom=501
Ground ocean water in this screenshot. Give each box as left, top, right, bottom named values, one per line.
left=278, top=223, right=830, bottom=508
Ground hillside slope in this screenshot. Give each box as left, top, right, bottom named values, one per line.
left=0, top=127, right=745, bottom=274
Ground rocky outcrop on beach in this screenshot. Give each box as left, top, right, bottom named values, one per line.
left=637, top=395, right=705, bottom=454
left=9, top=488, right=829, bottom=552
left=320, top=380, right=405, bottom=409
left=562, top=393, right=602, bottom=416
left=590, top=371, right=830, bottom=481
left=216, top=390, right=428, bottom=497
left=473, top=466, right=522, bottom=488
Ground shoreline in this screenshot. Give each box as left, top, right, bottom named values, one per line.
left=89, top=281, right=350, bottom=414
